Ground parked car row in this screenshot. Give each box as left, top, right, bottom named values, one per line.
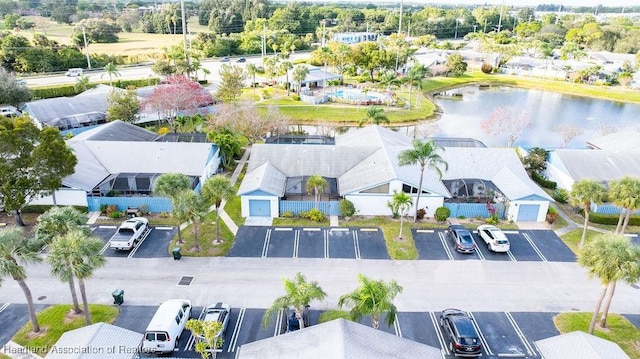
left=446, top=224, right=511, bottom=254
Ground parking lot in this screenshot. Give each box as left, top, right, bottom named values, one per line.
left=90, top=225, right=176, bottom=258
left=229, top=227, right=390, bottom=259
left=412, top=229, right=576, bottom=262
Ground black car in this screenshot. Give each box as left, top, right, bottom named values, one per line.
left=236, top=58, right=247, bottom=63
left=440, top=309, right=482, bottom=357
left=447, top=225, right=476, bottom=253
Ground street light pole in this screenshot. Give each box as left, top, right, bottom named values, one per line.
left=398, top=0, right=403, bottom=35
left=180, top=0, right=190, bottom=79
left=82, top=26, right=92, bottom=70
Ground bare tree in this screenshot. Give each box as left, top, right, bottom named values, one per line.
left=480, top=106, right=532, bottom=147
left=555, top=124, right=584, bottom=148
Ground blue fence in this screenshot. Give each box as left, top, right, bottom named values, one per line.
left=444, top=203, right=506, bottom=219
left=279, top=200, right=340, bottom=216
left=594, top=204, right=640, bottom=215
left=87, top=196, right=172, bottom=213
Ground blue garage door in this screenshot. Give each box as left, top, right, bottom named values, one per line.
left=517, top=204, right=540, bottom=221
left=249, top=200, right=271, bottom=217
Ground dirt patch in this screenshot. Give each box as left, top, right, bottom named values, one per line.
left=25, top=326, right=49, bottom=339
left=63, top=309, right=85, bottom=324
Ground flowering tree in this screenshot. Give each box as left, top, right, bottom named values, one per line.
left=480, top=106, right=532, bottom=147
left=141, top=75, right=213, bottom=131
left=555, top=124, right=584, bottom=148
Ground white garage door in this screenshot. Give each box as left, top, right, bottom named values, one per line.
left=249, top=200, right=271, bottom=217
left=517, top=204, right=540, bottom=221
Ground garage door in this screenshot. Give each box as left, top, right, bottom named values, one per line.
left=249, top=200, right=271, bottom=217
left=517, top=204, right=540, bottom=221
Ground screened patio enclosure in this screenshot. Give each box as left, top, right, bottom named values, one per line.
left=442, top=178, right=505, bottom=203
left=283, top=176, right=339, bottom=201
left=92, top=173, right=199, bottom=197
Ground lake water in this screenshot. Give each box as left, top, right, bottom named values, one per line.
left=402, top=85, right=640, bottom=148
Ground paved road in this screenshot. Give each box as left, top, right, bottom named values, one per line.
left=0, top=257, right=639, bottom=314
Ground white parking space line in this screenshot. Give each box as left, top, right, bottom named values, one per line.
left=128, top=227, right=152, bottom=258
left=468, top=312, right=493, bottom=356
left=274, top=309, right=284, bottom=336
left=507, top=250, right=517, bottom=261
left=293, top=230, right=300, bottom=258
left=261, top=229, right=271, bottom=258
left=393, top=314, right=402, bottom=337
left=503, top=231, right=520, bottom=234
left=330, top=228, right=349, bottom=231
left=98, top=225, right=117, bottom=229
left=353, top=231, right=361, bottom=259
left=523, top=233, right=547, bottom=262
left=302, top=228, right=321, bottom=231
left=429, top=312, right=449, bottom=357
left=416, top=229, right=434, bottom=233
left=155, top=226, right=173, bottom=230
left=273, top=227, right=292, bottom=231
left=323, top=230, right=329, bottom=258
left=624, top=233, right=638, bottom=237
left=227, top=308, right=246, bottom=352
left=0, top=303, right=10, bottom=313
left=438, top=232, right=454, bottom=260
left=98, top=242, right=110, bottom=255
left=360, top=228, right=378, bottom=232
left=504, top=311, right=535, bottom=357
left=472, top=238, right=485, bottom=260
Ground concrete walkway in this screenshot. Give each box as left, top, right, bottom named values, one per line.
left=3, top=341, right=43, bottom=359
left=217, top=147, right=251, bottom=235
left=549, top=202, right=610, bottom=237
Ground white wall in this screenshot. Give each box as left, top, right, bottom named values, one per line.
left=345, top=194, right=444, bottom=217
left=240, top=195, right=279, bottom=218
left=507, top=200, right=550, bottom=222
left=28, top=189, right=88, bottom=207
left=545, top=151, right=575, bottom=190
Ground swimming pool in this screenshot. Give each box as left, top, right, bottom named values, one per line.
left=331, top=89, right=382, bottom=101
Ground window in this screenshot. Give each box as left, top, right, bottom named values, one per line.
left=402, top=184, right=430, bottom=194
left=361, top=183, right=389, bottom=194
left=176, top=310, right=183, bottom=324
left=145, top=333, right=155, bottom=341
left=156, top=333, right=167, bottom=341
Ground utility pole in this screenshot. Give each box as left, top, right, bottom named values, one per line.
left=322, top=20, right=326, bottom=46
left=496, top=2, right=504, bottom=32
left=82, top=26, right=92, bottom=70
left=180, top=0, right=189, bottom=79
left=398, top=0, right=403, bottom=35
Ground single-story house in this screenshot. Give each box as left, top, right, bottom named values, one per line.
left=29, top=121, right=220, bottom=212
left=587, top=50, right=636, bottom=69
left=535, top=331, right=629, bottom=359
left=237, top=318, right=442, bottom=359
left=332, top=32, right=378, bottom=44
left=545, top=149, right=640, bottom=191
left=45, top=322, right=143, bottom=359
left=238, top=125, right=552, bottom=222
left=586, top=130, right=640, bottom=151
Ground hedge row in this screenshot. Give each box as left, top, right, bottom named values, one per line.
left=531, top=171, right=557, bottom=190
left=21, top=205, right=89, bottom=214
left=589, top=212, right=640, bottom=226
left=31, top=78, right=161, bottom=100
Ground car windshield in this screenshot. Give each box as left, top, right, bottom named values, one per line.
left=459, top=232, right=473, bottom=244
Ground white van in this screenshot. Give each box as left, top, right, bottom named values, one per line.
left=65, top=68, right=83, bottom=77
left=141, top=299, right=192, bottom=355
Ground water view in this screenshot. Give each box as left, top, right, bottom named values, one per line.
left=407, top=85, right=640, bottom=148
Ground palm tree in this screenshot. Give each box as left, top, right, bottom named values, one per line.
left=306, top=175, right=328, bottom=209
left=262, top=272, right=326, bottom=330
left=389, top=191, right=413, bottom=240
left=292, top=65, right=310, bottom=95
left=569, top=179, right=606, bottom=247
left=246, top=63, right=258, bottom=95
left=34, top=206, right=90, bottom=314
left=359, top=106, right=390, bottom=127
left=48, top=229, right=105, bottom=325
left=101, top=62, right=121, bottom=86
left=405, top=64, right=426, bottom=109
left=608, top=177, right=640, bottom=235
left=174, top=190, right=209, bottom=252
left=278, top=61, right=293, bottom=95
left=338, top=274, right=403, bottom=329
left=186, top=319, right=224, bottom=359
left=578, top=233, right=640, bottom=333
left=74, top=75, right=90, bottom=92
left=154, top=173, right=192, bottom=244
left=397, top=140, right=449, bottom=222
left=201, top=175, right=235, bottom=245
left=0, top=228, right=43, bottom=333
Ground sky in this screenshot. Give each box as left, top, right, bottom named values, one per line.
left=286, top=1, right=638, bottom=8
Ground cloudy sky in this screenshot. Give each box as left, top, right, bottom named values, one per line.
left=288, top=1, right=635, bottom=8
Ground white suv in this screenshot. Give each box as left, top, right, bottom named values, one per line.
left=0, top=106, right=21, bottom=117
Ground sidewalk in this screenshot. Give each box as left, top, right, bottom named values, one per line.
left=217, top=147, right=251, bottom=236
left=549, top=202, right=610, bottom=237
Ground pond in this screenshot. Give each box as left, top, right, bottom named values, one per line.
left=401, top=85, right=640, bottom=148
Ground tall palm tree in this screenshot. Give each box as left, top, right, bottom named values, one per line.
left=186, top=318, right=224, bottom=359
left=246, top=63, right=258, bottom=95
left=48, top=229, right=105, bottom=325
left=262, top=272, right=326, bottom=330
left=405, top=64, right=426, bottom=109
left=608, top=177, right=640, bottom=235
left=338, top=274, right=403, bottom=329
left=278, top=61, right=293, bottom=95
left=201, top=175, right=235, bottom=245
left=292, top=65, right=309, bottom=95
left=390, top=191, right=413, bottom=240
left=359, top=106, right=390, bottom=127
left=35, top=206, right=90, bottom=314
left=397, top=140, right=448, bottom=222
left=569, top=179, right=606, bottom=247
left=306, top=175, right=328, bottom=209
left=154, top=173, right=192, bottom=244
left=102, top=62, right=121, bottom=86
left=578, top=234, right=640, bottom=333
left=174, top=190, right=209, bottom=252
left=0, top=228, right=43, bottom=333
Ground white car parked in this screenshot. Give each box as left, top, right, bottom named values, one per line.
left=477, top=224, right=510, bottom=252
left=196, top=303, right=231, bottom=343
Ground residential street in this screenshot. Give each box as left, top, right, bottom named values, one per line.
left=1, top=256, right=638, bottom=314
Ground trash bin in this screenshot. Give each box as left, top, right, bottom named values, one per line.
left=112, top=289, right=124, bottom=305
left=172, top=247, right=182, bottom=260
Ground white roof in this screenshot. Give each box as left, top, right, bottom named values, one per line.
left=551, top=149, right=640, bottom=183
left=45, top=322, right=142, bottom=359
left=238, top=162, right=286, bottom=196
left=587, top=130, right=640, bottom=151
left=238, top=318, right=442, bottom=359
left=535, top=331, right=629, bottom=359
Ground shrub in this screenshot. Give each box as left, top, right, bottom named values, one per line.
left=21, top=205, right=88, bottom=213
left=138, top=204, right=150, bottom=215
left=108, top=210, right=122, bottom=219
left=481, top=62, right=493, bottom=74
left=281, top=211, right=294, bottom=218
left=105, top=205, right=119, bottom=217
left=531, top=171, right=557, bottom=190
left=485, top=213, right=499, bottom=225
left=416, top=208, right=426, bottom=220
left=291, top=94, right=300, bottom=101
left=99, top=204, right=109, bottom=214
left=434, top=206, right=450, bottom=222
left=300, top=208, right=325, bottom=222
left=457, top=215, right=466, bottom=219
left=339, top=199, right=356, bottom=218
left=546, top=206, right=558, bottom=224
left=589, top=212, right=640, bottom=226
left=553, top=188, right=569, bottom=203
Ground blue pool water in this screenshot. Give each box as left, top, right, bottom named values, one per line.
left=333, top=89, right=379, bottom=101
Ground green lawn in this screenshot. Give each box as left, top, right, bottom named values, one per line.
left=171, top=210, right=235, bottom=257
left=559, top=228, right=602, bottom=254
left=554, top=312, right=640, bottom=359
left=12, top=304, right=119, bottom=356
